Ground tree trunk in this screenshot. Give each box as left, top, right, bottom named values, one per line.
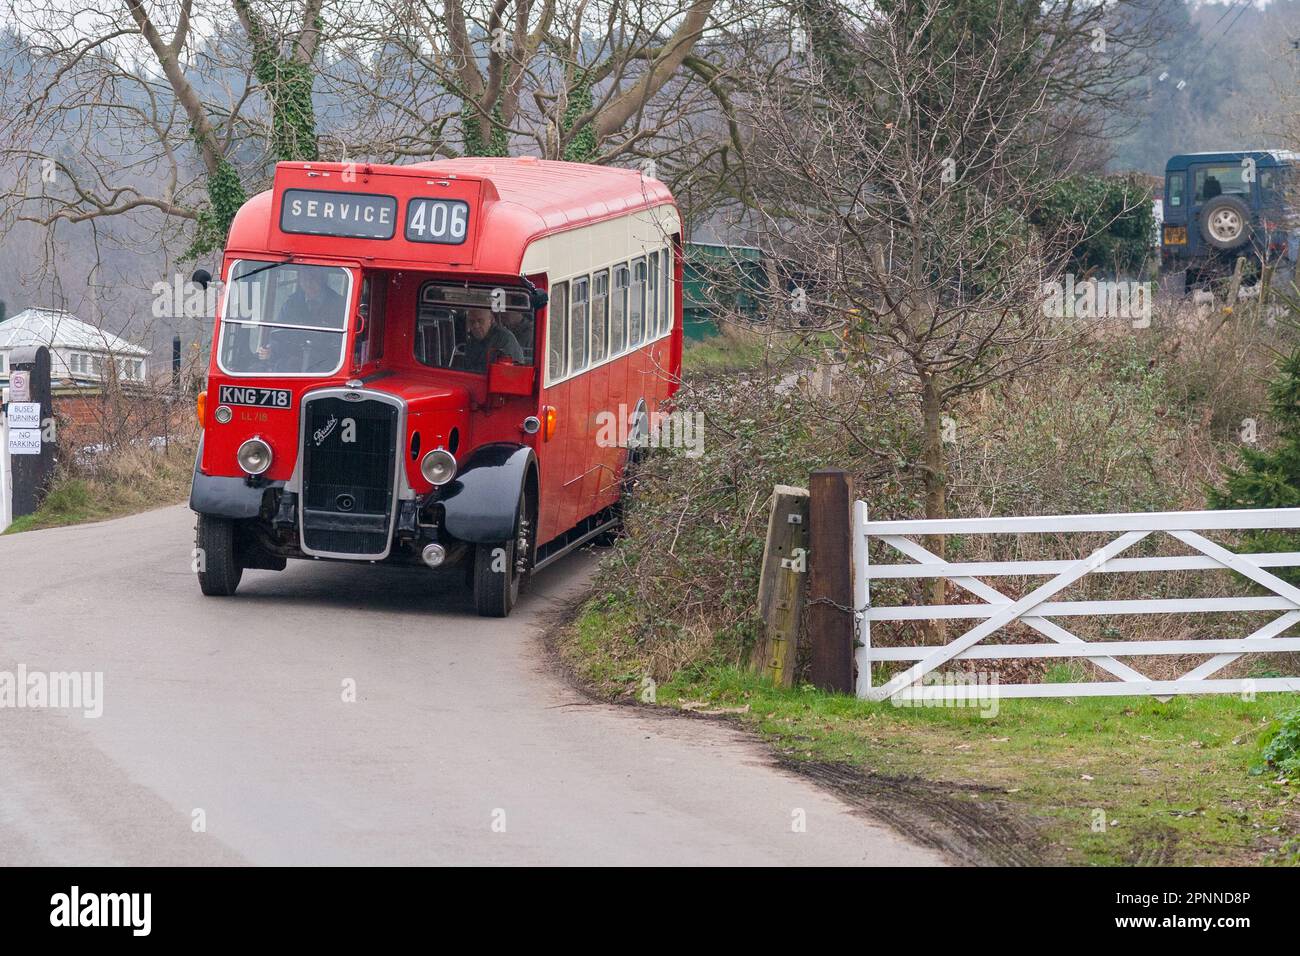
left=920, top=372, right=947, bottom=642
left=593, top=0, right=717, bottom=140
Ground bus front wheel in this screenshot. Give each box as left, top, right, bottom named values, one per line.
left=472, top=490, right=531, bottom=617
left=195, top=514, right=243, bottom=596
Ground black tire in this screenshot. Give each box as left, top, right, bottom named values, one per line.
left=196, top=514, right=243, bottom=596
left=472, top=489, right=531, bottom=617
left=1199, top=195, right=1252, bottom=251
left=594, top=402, right=649, bottom=547
left=593, top=444, right=644, bottom=547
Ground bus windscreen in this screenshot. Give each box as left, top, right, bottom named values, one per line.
left=218, top=261, right=351, bottom=376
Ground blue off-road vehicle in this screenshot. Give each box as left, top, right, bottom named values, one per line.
left=1161, top=150, right=1298, bottom=292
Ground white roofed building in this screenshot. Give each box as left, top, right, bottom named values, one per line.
left=0, top=308, right=149, bottom=387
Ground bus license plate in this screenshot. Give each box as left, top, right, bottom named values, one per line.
left=218, top=386, right=292, bottom=409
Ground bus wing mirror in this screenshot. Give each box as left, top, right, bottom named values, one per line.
left=191, top=268, right=212, bottom=290
left=529, top=289, right=549, bottom=312
left=488, top=359, right=535, bottom=396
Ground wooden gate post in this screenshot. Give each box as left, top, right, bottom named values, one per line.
left=808, top=468, right=854, bottom=693
left=752, top=485, right=810, bottom=686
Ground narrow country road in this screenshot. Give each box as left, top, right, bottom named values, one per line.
left=0, top=505, right=944, bottom=865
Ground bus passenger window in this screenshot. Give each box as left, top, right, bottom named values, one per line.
left=548, top=281, right=568, bottom=382
left=414, top=281, right=533, bottom=373
left=591, top=271, right=609, bottom=363
left=611, top=265, right=628, bottom=355
left=630, top=258, right=646, bottom=347
left=570, top=277, right=589, bottom=373
left=413, top=304, right=461, bottom=368
left=661, top=248, right=673, bottom=334
left=647, top=252, right=659, bottom=339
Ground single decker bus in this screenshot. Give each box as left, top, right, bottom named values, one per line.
left=190, top=157, right=683, bottom=616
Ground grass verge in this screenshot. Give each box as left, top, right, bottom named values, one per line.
left=561, top=602, right=1300, bottom=866
left=681, top=322, right=776, bottom=374
left=4, top=444, right=196, bottom=534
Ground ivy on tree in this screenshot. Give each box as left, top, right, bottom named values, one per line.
left=462, top=98, right=510, bottom=158
left=561, top=69, right=597, bottom=163
left=188, top=0, right=319, bottom=258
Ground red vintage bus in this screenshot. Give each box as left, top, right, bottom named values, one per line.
left=190, top=157, right=682, bottom=615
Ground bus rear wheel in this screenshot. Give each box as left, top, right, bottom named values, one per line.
left=594, top=444, right=644, bottom=547
left=195, top=514, right=243, bottom=596
left=472, top=490, right=531, bottom=617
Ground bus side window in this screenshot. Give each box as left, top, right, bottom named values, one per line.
left=661, top=247, right=673, bottom=334
left=548, top=280, right=569, bottom=383
left=570, top=277, right=590, bottom=374
left=591, top=270, right=609, bottom=364
left=647, top=252, right=659, bottom=339
left=611, top=264, right=628, bottom=355
left=630, top=257, right=646, bottom=347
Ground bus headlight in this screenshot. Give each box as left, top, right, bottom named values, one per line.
left=421, top=448, right=457, bottom=486
left=237, top=437, right=273, bottom=476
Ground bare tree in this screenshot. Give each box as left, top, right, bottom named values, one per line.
left=1, top=0, right=754, bottom=267
left=741, top=0, right=1157, bottom=620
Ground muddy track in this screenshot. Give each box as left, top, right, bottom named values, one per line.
left=780, top=760, right=1043, bottom=866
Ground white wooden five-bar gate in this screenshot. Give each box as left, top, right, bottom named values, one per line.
left=853, top=505, right=1300, bottom=701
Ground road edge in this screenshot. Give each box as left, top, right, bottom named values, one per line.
left=536, top=580, right=1044, bottom=866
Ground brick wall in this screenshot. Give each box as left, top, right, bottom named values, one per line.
left=53, top=388, right=194, bottom=451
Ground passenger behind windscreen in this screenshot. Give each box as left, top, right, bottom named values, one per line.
left=499, top=309, right=534, bottom=361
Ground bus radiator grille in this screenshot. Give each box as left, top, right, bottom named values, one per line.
left=300, top=395, right=399, bottom=557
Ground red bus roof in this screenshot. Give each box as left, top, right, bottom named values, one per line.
left=225, top=157, right=677, bottom=277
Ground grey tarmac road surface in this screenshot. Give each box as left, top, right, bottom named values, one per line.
left=0, top=504, right=945, bottom=866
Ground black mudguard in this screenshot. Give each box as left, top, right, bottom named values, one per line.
left=188, top=435, right=282, bottom=519
left=438, top=442, right=535, bottom=544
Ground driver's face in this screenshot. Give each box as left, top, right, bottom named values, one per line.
left=467, top=309, right=494, bottom=340
left=300, top=271, right=326, bottom=299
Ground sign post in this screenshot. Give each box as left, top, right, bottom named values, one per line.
left=0, top=396, right=9, bottom=532
left=6, top=345, right=55, bottom=519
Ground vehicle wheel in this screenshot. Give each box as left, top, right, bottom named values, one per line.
left=196, top=514, right=243, bottom=596
left=594, top=403, right=650, bottom=547
left=1199, top=195, right=1251, bottom=251
left=593, top=444, right=644, bottom=547
left=472, top=489, right=531, bottom=617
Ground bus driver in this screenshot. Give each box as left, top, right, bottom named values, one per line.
left=255, top=269, right=346, bottom=373
left=462, top=307, right=524, bottom=371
